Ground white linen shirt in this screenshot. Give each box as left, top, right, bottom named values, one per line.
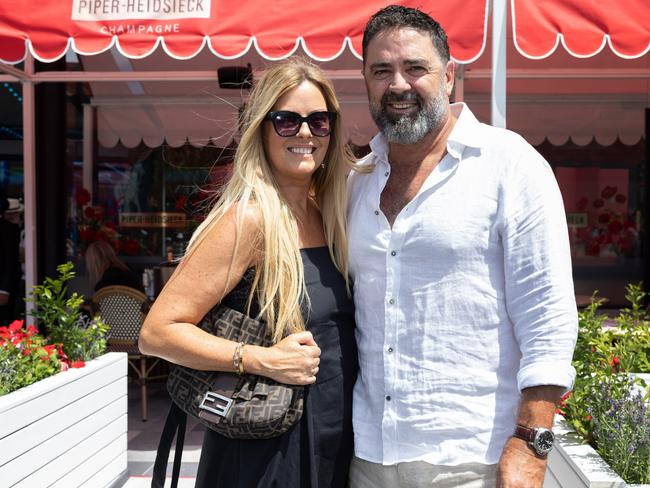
left=347, top=103, right=578, bottom=466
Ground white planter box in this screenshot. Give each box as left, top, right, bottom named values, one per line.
left=545, top=374, right=650, bottom=488
left=0, top=352, right=128, bottom=488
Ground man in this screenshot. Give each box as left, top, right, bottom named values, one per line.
left=347, top=6, right=578, bottom=487
left=0, top=194, right=21, bottom=325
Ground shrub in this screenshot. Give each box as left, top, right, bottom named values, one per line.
left=562, top=283, right=650, bottom=484
left=0, top=320, right=63, bottom=395
left=28, top=262, right=109, bottom=362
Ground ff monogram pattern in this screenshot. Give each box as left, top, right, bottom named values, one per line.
left=167, top=304, right=304, bottom=439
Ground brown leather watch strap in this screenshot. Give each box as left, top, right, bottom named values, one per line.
left=513, top=424, right=535, bottom=443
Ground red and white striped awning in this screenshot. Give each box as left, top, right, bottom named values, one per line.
left=512, top=0, right=650, bottom=59
left=0, top=0, right=488, bottom=64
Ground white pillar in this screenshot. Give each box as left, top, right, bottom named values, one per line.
left=491, top=0, right=507, bottom=128
left=22, top=55, right=36, bottom=319
left=83, top=104, right=94, bottom=200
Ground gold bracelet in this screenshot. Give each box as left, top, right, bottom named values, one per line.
left=238, top=344, right=246, bottom=376
left=233, top=342, right=245, bottom=375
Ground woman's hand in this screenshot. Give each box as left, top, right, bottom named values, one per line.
left=245, top=331, right=321, bottom=385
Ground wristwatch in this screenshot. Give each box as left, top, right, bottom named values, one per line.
left=512, top=424, right=555, bottom=457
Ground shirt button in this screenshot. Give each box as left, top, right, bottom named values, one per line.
left=390, top=251, right=397, bottom=256
left=386, top=395, right=391, bottom=401
left=374, top=210, right=379, bottom=215
left=388, top=298, right=395, bottom=305
left=384, top=171, right=389, bottom=177
left=387, top=347, right=393, bottom=353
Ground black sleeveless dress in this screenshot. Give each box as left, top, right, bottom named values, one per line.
left=195, top=246, right=358, bottom=488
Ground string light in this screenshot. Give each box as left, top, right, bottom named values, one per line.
left=3, top=82, right=22, bottom=104
left=0, top=126, right=22, bottom=139
left=2, top=82, right=23, bottom=138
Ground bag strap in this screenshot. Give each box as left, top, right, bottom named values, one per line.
left=152, top=402, right=187, bottom=488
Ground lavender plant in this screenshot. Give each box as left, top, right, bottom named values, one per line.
left=588, top=377, right=650, bottom=484
left=561, top=282, right=650, bottom=483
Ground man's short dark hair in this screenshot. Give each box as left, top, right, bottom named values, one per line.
left=362, top=5, right=450, bottom=64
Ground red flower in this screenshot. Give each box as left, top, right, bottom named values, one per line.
left=75, top=188, right=91, bottom=206
left=71, top=360, right=86, bottom=368
left=585, top=241, right=600, bottom=256
left=607, top=220, right=623, bottom=234
left=94, top=229, right=110, bottom=242
left=615, top=194, right=627, bottom=204
left=9, top=320, right=24, bottom=332
left=619, top=237, right=634, bottom=254
left=601, top=186, right=617, bottom=199
left=79, top=227, right=96, bottom=243
left=611, top=356, right=620, bottom=366
left=585, top=414, right=592, bottom=421
left=26, top=324, right=38, bottom=335
left=175, top=195, right=188, bottom=211
left=597, top=213, right=611, bottom=224
left=122, top=238, right=141, bottom=256
left=84, top=206, right=95, bottom=219
left=593, top=199, right=604, bottom=208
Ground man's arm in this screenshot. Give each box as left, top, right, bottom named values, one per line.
left=498, top=140, right=579, bottom=487
left=497, top=385, right=564, bottom=488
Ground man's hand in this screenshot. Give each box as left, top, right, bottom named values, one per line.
left=497, top=385, right=564, bottom=487
left=497, top=436, right=547, bottom=488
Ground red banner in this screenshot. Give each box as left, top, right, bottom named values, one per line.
left=513, top=0, right=650, bottom=59
left=0, top=0, right=488, bottom=64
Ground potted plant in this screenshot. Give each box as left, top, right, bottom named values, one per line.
left=545, top=283, right=650, bottom=487
left=0, top=263, right=128, bottom=487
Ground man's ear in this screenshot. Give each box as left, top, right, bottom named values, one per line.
left=445, top=60, right=456, bottom=97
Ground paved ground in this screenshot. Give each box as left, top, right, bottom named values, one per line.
left=122, top=382, right=203, bottom=486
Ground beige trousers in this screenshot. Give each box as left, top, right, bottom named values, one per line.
left=349, top=456, right=498, bottom=488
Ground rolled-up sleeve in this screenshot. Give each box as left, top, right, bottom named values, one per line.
left=500, top=140, right=578, bottom=392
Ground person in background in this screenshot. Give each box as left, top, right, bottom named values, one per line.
left=85, top=240, right=143, bottom=292
left=0, top=193, right=21, bottom=325
left=139, top=57, right=361, bottom=487
left=347, top=5, right=578, bottom=487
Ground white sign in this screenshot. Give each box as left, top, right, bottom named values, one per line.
left=72, top=0, right=210, bottom=21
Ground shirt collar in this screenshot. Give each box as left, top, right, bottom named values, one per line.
left=367, top=102, right=486, bottom=162
left=446, top=102, right=486, bottom=158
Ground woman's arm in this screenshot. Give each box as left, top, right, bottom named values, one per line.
left=138, top=205, right=320, bottom=385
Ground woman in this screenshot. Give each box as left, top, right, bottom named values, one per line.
left=139, top=58, right=359, bottom=487
left=85, top=240, right=142, bottom=292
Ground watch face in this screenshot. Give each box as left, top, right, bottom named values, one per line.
left=535, top=429, right=555, bottom=454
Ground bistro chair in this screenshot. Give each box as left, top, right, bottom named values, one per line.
left=92, top=285, right=166, bottom=421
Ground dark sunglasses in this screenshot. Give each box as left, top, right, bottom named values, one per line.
left=265, top=110, right=336, bottom=137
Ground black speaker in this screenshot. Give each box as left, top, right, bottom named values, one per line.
left=217, top=64, right=253, bottom=89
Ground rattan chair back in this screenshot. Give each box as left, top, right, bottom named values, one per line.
left=93, top=285, right=147, bottom=354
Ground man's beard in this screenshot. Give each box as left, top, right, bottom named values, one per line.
left=369, top=86, right=447, bottom=145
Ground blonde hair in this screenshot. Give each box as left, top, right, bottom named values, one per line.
left=85, top=240, right=129, bottom=286
left=185, top=57, right=356, bottom=343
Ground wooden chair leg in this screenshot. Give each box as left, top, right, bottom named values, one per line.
left=140, top=356, right=148, bottom=422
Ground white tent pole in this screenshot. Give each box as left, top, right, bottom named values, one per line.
left=22, top=54, right=36, bottom=320
left=492, top=0, right=507, bottom=128
left=83, top=104, right=95, bottom=201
